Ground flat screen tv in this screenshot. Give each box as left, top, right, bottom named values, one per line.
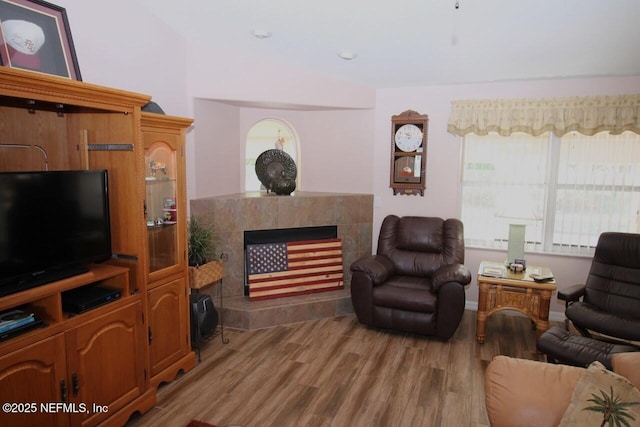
left=0, top=170, right=112, bottom=297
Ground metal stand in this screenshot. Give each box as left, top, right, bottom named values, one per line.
left=218, top=277, right=229, bottom=345
left=190, top=254, right=229, bottom=363
left=191, top=278, right=229, bottom=362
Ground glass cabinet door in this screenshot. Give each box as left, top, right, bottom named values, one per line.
left=145, top=140, right=179, bottom=275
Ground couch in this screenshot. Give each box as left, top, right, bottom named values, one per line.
left=485, top=353, right=640, bottom=427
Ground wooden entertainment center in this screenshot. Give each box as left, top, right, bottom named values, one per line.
left=0, top=67, right=195, bottom=426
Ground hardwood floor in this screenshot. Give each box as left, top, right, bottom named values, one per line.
left=127, top=310, right=559, bottom=427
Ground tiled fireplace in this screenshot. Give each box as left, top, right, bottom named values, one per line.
left=189, top=191, right=373, bottom=330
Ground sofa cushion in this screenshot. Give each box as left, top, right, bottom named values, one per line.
left=612, top=352, right=640, bottom=390
left=485, top=356, right=584, bottom=427
left=559, top=361, right=640, bottom=426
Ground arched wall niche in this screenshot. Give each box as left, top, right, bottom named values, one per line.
left=245, top=118, right=300, bottom=192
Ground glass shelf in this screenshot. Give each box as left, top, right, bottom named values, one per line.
left=145, top=141, right=178, bottom=274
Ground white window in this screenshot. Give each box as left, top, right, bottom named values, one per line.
left=460, top=131, right=640, bottom=255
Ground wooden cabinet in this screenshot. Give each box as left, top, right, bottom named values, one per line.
left=0, top=266, right=154, bottom=427
left=142, top=113, right=191, bottom=283
left=142, top=113, right=195, bottom=387
left=0, top=67, right=195, bottom=426
left=65, top=302, right=147, bottom=427
left=0, top=335, right=67, bottom=427
left=147, top=278, right=189, bottom=386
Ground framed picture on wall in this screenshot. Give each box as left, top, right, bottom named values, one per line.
left=0, top=0, right=81, bottom=80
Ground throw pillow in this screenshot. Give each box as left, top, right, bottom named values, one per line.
left=559, top=361, right=640, bottom=426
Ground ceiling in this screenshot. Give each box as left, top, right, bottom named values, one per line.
left=134, top=0, right=640, bottom=89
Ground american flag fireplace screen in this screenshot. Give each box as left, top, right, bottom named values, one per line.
left=244, top=226, right=344, bottom=301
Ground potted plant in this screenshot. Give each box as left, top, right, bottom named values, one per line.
left=187, top=216, right=222, bottom=288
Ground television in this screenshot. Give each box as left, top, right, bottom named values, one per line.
left=0, top=170, right=112, bottom=297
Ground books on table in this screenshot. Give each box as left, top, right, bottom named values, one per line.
left=481, top=264, right=506, bottom=278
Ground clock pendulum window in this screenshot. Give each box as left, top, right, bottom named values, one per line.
left=390, top=110, right=429, bottom=196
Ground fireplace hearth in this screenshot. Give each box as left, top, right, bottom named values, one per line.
left=190, top=192, right=373, bottom=330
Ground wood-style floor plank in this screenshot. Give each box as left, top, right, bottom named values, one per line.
left=127, top=310, right=555, bottom=427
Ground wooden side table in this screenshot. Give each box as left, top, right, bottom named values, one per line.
left=476, top=261, right=557, bottom=344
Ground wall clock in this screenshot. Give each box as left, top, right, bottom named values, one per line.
left=390, top=110, right=429, bottom=196
left=395, top=124, right=423, bottom=152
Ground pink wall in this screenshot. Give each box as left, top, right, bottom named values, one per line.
left=240, top=108, right=375, bottom=194
left=190, top=75, right=638, bottom=318
left=190, top=102, right=375, bottom=199
left=45, top=3, right=640, bottom=318
left=56, top=0, right=190, bottom=117
left=375, top=76, right=640, bottom=317
left=192, top=100, right=241, bottom=197
left=186, top=42, right=376, bottom=110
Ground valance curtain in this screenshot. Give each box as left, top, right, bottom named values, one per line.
left=447, top=94, right=640, bottom=137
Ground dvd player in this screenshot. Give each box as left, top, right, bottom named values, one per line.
left=62, top=285, right=121, bottom=314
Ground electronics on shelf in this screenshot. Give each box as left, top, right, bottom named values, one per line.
left=0, top=309, right=44, bottom=341
left=62, top=285, right=121, bottom=314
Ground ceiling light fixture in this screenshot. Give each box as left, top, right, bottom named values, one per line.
left=251, top=29, right=272, bottom=39
left=338, top=50, right=358, bottom=60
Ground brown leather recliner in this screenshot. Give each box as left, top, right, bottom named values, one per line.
left=559, top=232, right=640, bottom=343
left=350, top=215, right=471, bottom=339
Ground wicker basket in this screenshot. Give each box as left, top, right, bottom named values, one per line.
left=189, top=260, right=223, bottom=289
